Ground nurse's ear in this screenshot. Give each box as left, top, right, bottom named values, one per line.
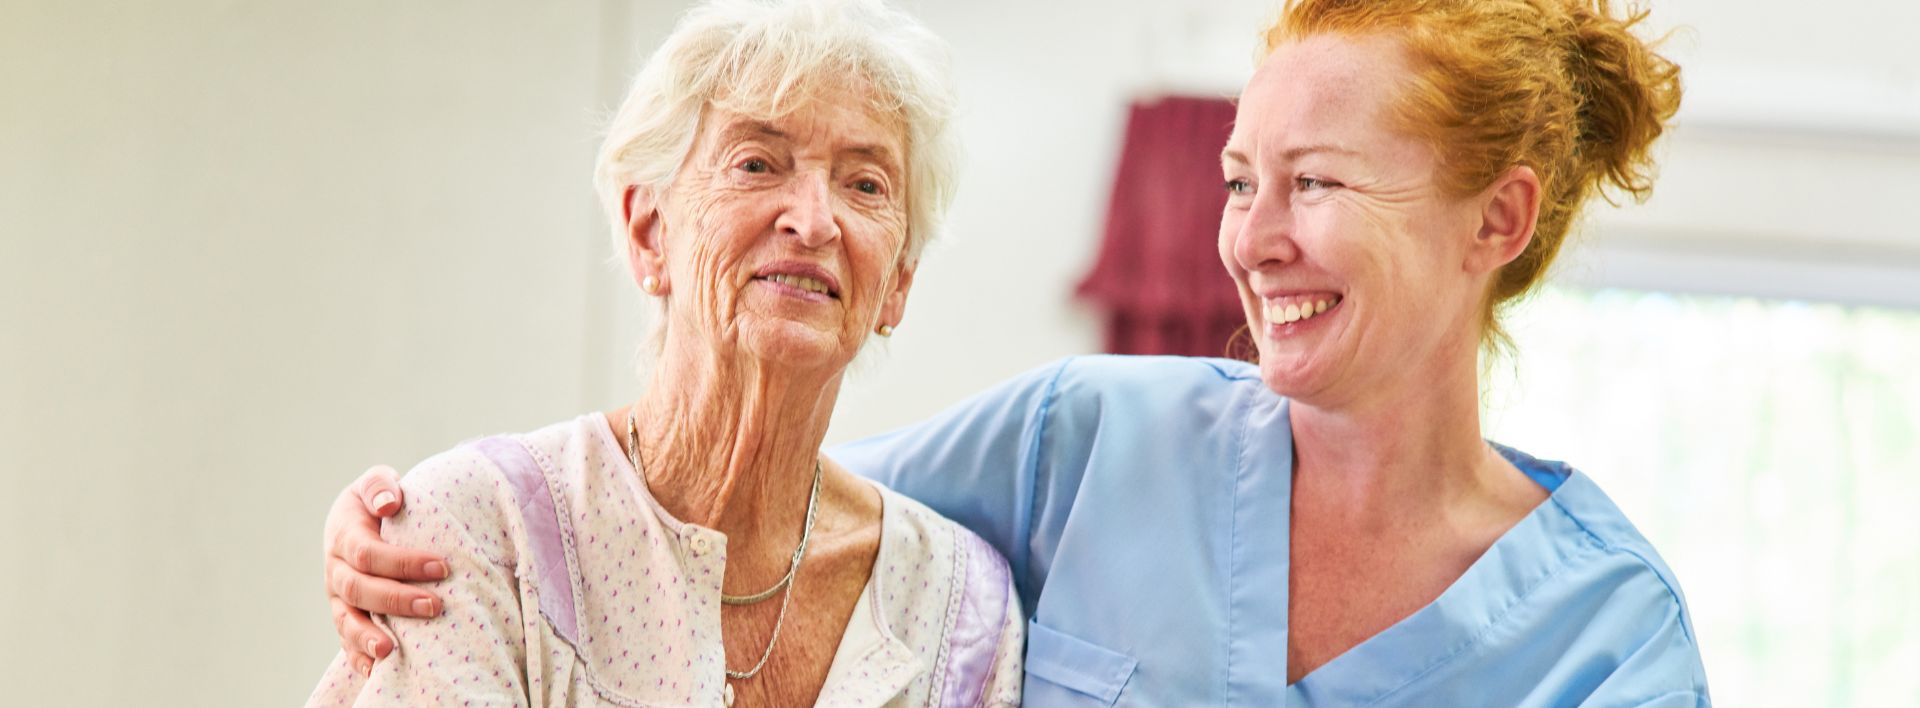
left=1464, top=165, right=1540, bottom=274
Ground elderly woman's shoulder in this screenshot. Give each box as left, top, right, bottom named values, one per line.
left=397, top=416, right=589, bottom=497
left=396, top=444, right=511, bottom=504
left=379, top=444, right=524, bottom=568
left=386, top=419, right=587, bottom=567
left=869, top=482, right=1012, bottom=576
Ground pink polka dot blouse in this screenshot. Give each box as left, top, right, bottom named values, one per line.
left=306, top=414, right=1023, bottom=707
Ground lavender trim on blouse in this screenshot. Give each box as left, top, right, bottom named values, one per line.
left=472, top=435, right=581, bottom=647
left=938, top=530, right=1014, bottom=706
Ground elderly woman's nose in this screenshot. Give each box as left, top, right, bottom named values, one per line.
left=1232, top=199, right=1301, bottom=270
left=774, top=171, right=842, bottom=247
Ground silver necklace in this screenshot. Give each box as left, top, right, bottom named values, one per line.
left=719, top=469, right=820, bottom=606
left=625, top=412, right=822, bottom=695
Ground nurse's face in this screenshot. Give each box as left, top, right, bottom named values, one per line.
left=1218, top=33, right=1490, bottom=408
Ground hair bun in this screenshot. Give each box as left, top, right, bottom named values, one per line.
left=1564, top=0, right=1683, bottom=204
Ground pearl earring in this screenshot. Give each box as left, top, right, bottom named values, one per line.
left=876, top=324, right=894, bottom=337
left=642, top=275, right=661, bottom=295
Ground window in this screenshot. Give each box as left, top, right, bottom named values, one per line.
left=1485, top=286, right=1920, bottom=705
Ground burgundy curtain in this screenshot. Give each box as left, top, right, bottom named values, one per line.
left=1075, top=97, right=1245, bottom=357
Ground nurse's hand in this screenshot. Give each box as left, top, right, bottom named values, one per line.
left=323, top=464, right=448, bottom=673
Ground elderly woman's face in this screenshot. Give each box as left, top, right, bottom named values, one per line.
left=1218, top=34, right=1490, bottom=406
left=646, top=83, right=913, bottom=370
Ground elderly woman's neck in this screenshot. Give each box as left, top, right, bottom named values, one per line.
left=625, top=352, right=844, bottom=539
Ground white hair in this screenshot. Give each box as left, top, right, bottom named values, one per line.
left=593, top=0, right=959, bottom=267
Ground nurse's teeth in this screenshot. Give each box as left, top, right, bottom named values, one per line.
left=1267, top=296, right=1340, bottom=325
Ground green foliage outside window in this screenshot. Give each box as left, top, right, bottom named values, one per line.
left=1485, top=287, right=1920, bottom=706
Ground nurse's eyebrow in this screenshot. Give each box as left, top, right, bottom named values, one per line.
left=1221, top=144, right=1360, bottom=165
left=1283, top=144, right=1359, bottom=160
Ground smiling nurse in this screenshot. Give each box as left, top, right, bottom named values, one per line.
left=319, top=0, right=1707, bottom=704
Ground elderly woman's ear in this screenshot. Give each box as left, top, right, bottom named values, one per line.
left=624, top=185, right=670, bottom=295
left=878, top=259, right=917, bottom=335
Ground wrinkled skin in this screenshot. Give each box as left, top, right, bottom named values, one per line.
left=328, top=32, right=1554, bottom=690
left=1218, top=34, right=1550, bottom=682
left=322, top=81, right=918, bottom=678
left=636, top=86, right=914, bottom=377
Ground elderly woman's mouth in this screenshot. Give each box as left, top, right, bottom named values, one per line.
left=754, top=268, right=841, bottom=300
left=1265, top=293, right=1342, bottom=325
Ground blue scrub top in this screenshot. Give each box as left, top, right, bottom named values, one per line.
left=830, top=356, right=1710, bottom=706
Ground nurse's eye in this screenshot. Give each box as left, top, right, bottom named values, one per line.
left=1224, top=178, right=1254, bottom=195
left=1296, top=176, right=1341, bottom=191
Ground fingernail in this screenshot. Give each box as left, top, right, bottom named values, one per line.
left=424, top=560, right=448, bottom=579
left=412, top=598, right=434, bottom=615
left=357, top=658, right=371, bottom=676
left=372, top=491, right=397, bottom=510
left=366, top=638, right=380, bottom=656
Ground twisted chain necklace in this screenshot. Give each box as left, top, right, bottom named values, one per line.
left=625, top=412, right=822, bottom=701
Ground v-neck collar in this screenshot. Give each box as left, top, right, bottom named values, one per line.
left=1224, top=392, right=1297, bottom=701
left=1276, top=406, right=1587, bottom=704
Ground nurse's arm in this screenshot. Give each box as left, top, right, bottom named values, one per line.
left=829, top=358, right=1082, bottom=612
left=322, top=465, right=452, bottom=669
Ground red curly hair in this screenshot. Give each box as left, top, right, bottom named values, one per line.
left=1262, top=0, right=1684, bottom=351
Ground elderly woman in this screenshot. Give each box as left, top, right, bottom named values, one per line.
left=323, top=0, right=1710, bottom=704
left=304, top=1, right=1024, bottom=706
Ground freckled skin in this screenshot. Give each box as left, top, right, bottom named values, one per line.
left=1218, top=34, right=1485, bottom=411
left=1217, top=34, right=1551, bottom=684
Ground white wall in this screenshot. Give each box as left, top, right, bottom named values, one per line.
left=3, top=0, right=1916, bottom=705
left=1, top=2, right=641, bottom=704
left=1565, top=0, right=1920, bottom=304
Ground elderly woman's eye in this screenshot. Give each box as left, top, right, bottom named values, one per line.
left=855, top=179, right=883, bottom=195
left=740, top=158, right=770, bottom=174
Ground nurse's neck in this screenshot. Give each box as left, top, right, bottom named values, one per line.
left=1285, top=346, right=1537, bottom=527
